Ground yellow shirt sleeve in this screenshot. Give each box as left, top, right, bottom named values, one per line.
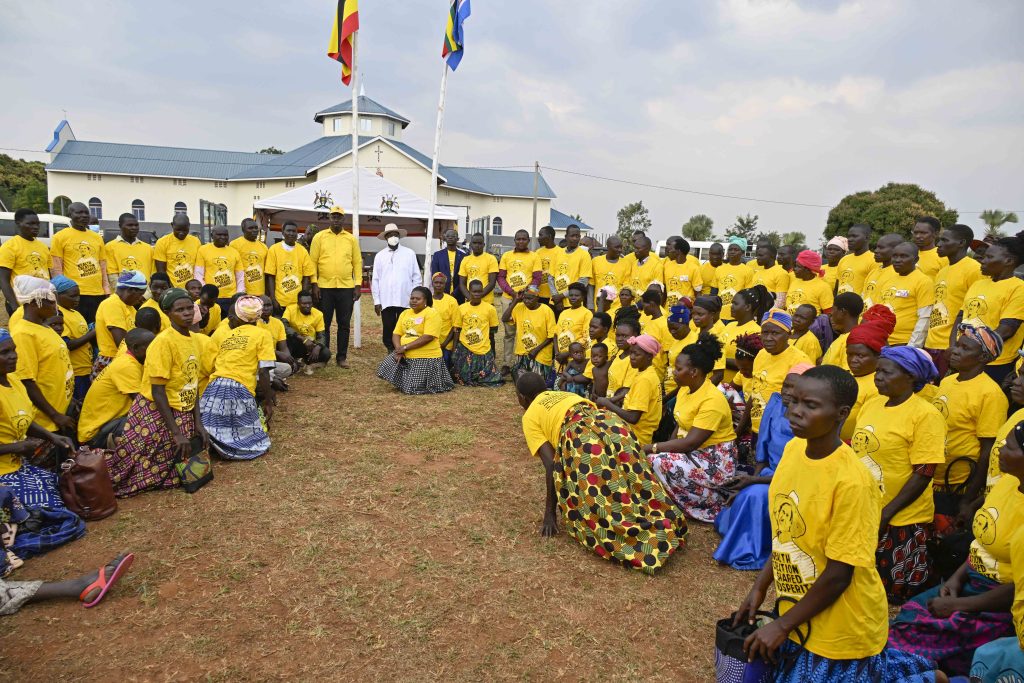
left=824, top=465, right=881, bottom=568
left=909, top=400, right=947, bottom=466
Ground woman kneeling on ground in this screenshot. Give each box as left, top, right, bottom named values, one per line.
left=515, top=372, right=686, bottom=574
left=199, top=295, right=275, bottom=460
left=377, top=286, right=454, bottom=395
left=104, top=288, right=209, bottom=497
left=735, top=366, right=943, bottom=682
left=452, top=280, right=503, bottom=386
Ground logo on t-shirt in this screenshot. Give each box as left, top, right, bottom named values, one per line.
left=76, top=242, right=98, bottom=277
left=964, top=295, right=989, bottom=320
left=969, top=506, right=1001, bottom=581
left=850, top=425, right=883, bottom=491
left=771, top=490, right=816, bottom=595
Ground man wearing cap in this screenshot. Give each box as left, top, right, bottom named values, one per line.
left=371, top=223, right=420, bottom=352
left=428, top=228, right=467, bottom=305
left=310, top=206, right=362, bottom=368
left=822, top=236, right=847, bottom=294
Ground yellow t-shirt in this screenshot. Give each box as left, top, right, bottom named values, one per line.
left=59, top=305, right=92, bottom=377
left=969, top=474, right=1024, bottom=584
left=926, top=257, right=983, bottom=350
left=95, top=294, right=137, bottom=358
left=454, top=301, right=499, bottom=355
left=630, top=255, right=664, bottom=297
left=265, top=242, right=315, bottom=307
left=200, top=303, right=222, bottom=336
left=842, top=372, right=878, bottom=442
left=877, top=269, right=935, bottom=345
left=557, top=305, right=594, bottom=356
left=961, top=277, right=1024, bottom=366
left=139, top=298, right=170, bottom=333
left=851, top=394, right=945, bottom=526
left=836, top=250, right=876, bottom=296
left=638, top=313, right=673, bottom=379
left=12, top=321, right=74, bottom=431
left=431, top=293, right=460, bottom=351
left=664, top=327, right=700, bottom=394
left=196, top=244, right=242, bottom=299
left=193, top=331, right=217, bottom=397
left=700, top=261, right=719, bottom=290
left=793, top=331, right=823, bottom=363
left=77, top=353, right=143, bottom=443
left=715, top=262, right=753, bottom=310
left=718, top=319, right=760, bottom=384
left=154, top=233, right=201, bottom=288
left=607, top=351, right=639, bottom=396
left=931, top=373, right=1009, bottom=486
left=552, top=248, right=592, bottom=294
left=140, top=329, right=202, bottom=411
left=210, top=323, right=276, bottom=396
left=822, top=264, right=838, bottom=291
left=533, top=246, right=564, bottom=298
left=0, top=236, right=50, bottom=281
left=498, top=250, right=538, bottom=298
left=230, top=237, right=269, bottom=296
left=283, top=304, right=325, bottom=339
left=769, top=440, right=888, bottom=659
left=821, top=332, right=849, bottom=371
left=622, top=365, right=661, bottom=445
left=521, top=391, right=590, bottom=456
left=259, top=316, right=286, bottom=345
left=104, top=237, right=154, bottom=278
left=673, top=379, right=735, bottom=447
left=861, top=265, right=895, bottom=308
left=511, top=303, right=556, bottom=366
left=0, top=378, right=35, bottom=476
left=786, top=276, right=834, bottom=316
left=395, top=307, right=442, bottom=359
left=748, top=345, right=811, bottom=432
left=917, top=247, right=948, bottom=280
left=309, top=229, right=362, bottom=289
left=591, top=255, right=633, bottom=300
left=754, top=264, right=790, bottom=295
left=988, top=408, right=1024, bottom=491
left=662, top=259, right=703, bottom=307
left=458, top=253, right=500, bottom=303
left=51, top=227, right=106, bottom=295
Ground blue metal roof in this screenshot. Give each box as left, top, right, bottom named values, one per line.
left=46, top=140, right=269, bottom=179
left=230, top=136, right=365, bottom=180
left=441, top=167, right=556, bottom=199
left=549, top=208, right=593, bottom=232
left=313, top=96, right=411, bottom=127
left=46, top=120, right=72, bottom=153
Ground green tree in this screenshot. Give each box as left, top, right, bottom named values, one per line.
left=681, top=214, right=714, bottom=241
left=753, top=231, right=781, bottom=249
left=782, top=231, right=807, bottom=249
left=12, top=180, right=48, bottom=214
left=824, top=182, right=958, bottom=243
left=978, top=209, right=1018, bottom=239
left=258, top=146, right=285, bottom=155
left=616, top=201, right=651, bottom=254
left=570, top=213, right=584, bottom=223
left=729, top=213, right=759, bottom=241
left=0, top=154, right=47, bottom=211
left=51, top=195, right=72, bottom=216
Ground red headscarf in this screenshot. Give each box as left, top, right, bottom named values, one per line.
left=861, top=304, right=897, bottom=335
left=796, top=250, right=823, bottom=276
left=847, top=322, right=890, bottom=354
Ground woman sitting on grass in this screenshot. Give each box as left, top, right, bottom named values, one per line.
left=452, top=280, right=503, bottom=387
left=515, top=371, right=687, bottom=574
left=377, top=286, right=454, bottom=395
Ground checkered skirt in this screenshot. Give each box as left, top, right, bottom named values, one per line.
left=377, top=354, right=454, bottom=395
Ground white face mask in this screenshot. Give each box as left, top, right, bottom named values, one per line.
left=387, top=236, right=400, bottom=247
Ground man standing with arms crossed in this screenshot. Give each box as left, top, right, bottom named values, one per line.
left=310, top=206, right=361, bottom=368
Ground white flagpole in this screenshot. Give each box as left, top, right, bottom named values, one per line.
left=350, top=31, right=362, bottom=349
left=424, top=60, right=449, bottom=286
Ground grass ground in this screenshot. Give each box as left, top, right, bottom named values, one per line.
left=0, top=300, right=754, bottom=682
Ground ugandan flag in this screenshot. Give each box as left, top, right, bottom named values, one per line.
left=441, top=0, right=471, bottom=71
left=327, top=0, right=359, bottom=86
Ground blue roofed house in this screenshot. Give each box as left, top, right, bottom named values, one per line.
left=44, top=96, right=592, bottom=247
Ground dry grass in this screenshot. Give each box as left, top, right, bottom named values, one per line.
left=0, top=302, right=753, bottom=682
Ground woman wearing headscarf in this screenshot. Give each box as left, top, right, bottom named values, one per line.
left=746, top=308, right=811, bottom=436
left=645, top=335, right=738, bottom=522
left=822, top=236, right=848, bottom=292
left=376, top=286, right=455, bottom=395
left=595, top=333, right=662, bottom=444
left=850, top=346, right=945, bottom=602
left=92, top=270, right=147, bottom=379
left=840, top=305, right=896, bottom=442
left=104, top=288, right=209, bottom=497
left=50, top=275, right=95, bottom=402
left=889, top=419, right=1024, bottom=676
left=784, top=250, right=834, bottom=316
left=713, top=363, right=810, bottom=570
left=715, top=237, right=752, bottom=313
left=515, top=371, right=686, bottom=574
left=199, top=295, right=276, bottom=460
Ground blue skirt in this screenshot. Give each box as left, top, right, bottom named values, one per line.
left=199, top=377, right=270, bottom=461
left=971, top=637, right=1024, bottom=683
left=713, top=481, right=772, bottom=571
left=0, top=470, right=85, bottom=560
left=773, top=640, right=935, bottom=682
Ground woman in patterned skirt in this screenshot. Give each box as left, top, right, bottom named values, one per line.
left=377, top=287, right=454, bottom=395
left=451, top=280, right=503, bottom=387
left=516, top=372, right=686, bottom=574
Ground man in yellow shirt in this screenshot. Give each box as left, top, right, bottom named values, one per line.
left=911, top=216, right=947, bottom=279
left=154, top=213, right=201, bottom=289
left=194, top=225, right=244, bottom=315
left=50, top=202, right=109, bottom=323
left=752, top=242, right=789, bottom=306
left=663, top=236, right=703, bottom=307
left=265, top=221, right=315, bottom=313
left=458, top=233, right=499, bottom=304
left=629, top=234, right=663, bottom=299
left=878, top=242, right=935, bottom=347
left=835, top=224, right=876, bottom=296
left=861, top=233, right=903, bottom=307
left=0, top=209, right=52, bottom=316
left=591, top=235, right=633, bottom=313
left=925, top=223, right=983, bottom=376
left=105, top=213, right=154, bottom=287
left=700, top=242, right=724, bottom=295
left=496, top=229, right=541, bottom=374
left=309, top=206, right=362, bottom=368
left=532, top=225, right=564, bottom=305
left=230, top=218, right=269, bottom=296
left=550, top=225, right=592, bottom=309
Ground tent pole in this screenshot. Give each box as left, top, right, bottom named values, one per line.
left=351, top=31, right=361, bottom=349
left=425, top=60, right=449, bottom=286
left=531, top=161, right=539, bottom=242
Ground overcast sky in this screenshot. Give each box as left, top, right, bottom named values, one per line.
left=4, top=0, right=1023, bottom=244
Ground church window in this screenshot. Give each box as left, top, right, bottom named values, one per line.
left=131, top=199, right=145, bottom=221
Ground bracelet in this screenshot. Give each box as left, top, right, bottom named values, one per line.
left=652, top=442, right=658, bottom=454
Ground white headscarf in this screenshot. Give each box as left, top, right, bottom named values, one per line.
left=13, top=275, right=56, bottom=306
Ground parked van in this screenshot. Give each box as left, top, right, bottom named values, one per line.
left=0, top=212, right=72, bottom=247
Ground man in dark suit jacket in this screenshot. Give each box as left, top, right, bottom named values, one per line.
left=428, top=228, right=468, bottom=304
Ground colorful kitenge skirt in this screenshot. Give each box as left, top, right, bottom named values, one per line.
left=104, top=394, right=197, bottom=497
left=970, top=637, right=1024, bottom=683
left=199, top=377, right=270, bottom=461
left=451, top=344, right=504, bottom=387
left=772, top=640, right=936, bottom=682
left=0, top=578, right=43, bottom=616
left=648, top=440, right=737, bottom=523
left=90, top=354, right=114, bottom=380
left=889, top=569, right=1014, bottom=675
left=877, top=521, right=935, bottom=603
left=553, top=402, right=687, bottom=574
left=512, top=355, right=555, bottom=388
left=0, top=476, right=84, bottom=560
left=713, top=478, right=773, bottom=571
left=377, top=354, right=454, bottom=395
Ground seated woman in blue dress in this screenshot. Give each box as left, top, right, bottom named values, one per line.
left=712, top=361, right=813, bottom=570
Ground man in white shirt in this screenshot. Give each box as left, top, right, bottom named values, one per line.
left=371, top=223, right=421, bottom=351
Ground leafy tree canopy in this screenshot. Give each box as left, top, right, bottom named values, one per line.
left=824, top=182, right=958, bottom=243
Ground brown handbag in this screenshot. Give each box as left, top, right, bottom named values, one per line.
left=59, top=447, right=117, bottom=521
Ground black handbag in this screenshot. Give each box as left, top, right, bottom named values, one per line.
left=933, top=456, right=976, bottom=518
left=714, top=598, right=808, bottom=683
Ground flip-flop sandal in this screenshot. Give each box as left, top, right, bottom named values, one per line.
left=80, top=553, right=134, bottom=608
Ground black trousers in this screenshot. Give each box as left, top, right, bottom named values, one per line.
left=78, top=294, right=105, bottom=325
left=318, top=287, right=355, bottom=360
left=381, top=306, right=406, bottom=351
left=286, top=335, right=331, bottom=363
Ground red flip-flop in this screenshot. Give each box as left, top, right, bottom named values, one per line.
left=80, top=552, right=134, bottom=608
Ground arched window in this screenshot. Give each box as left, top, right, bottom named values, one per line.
left=52, top=195, right=72, bottom=216
left=491, top=217, right=503, bottom=236
left=131, top=199, right=145, bottom=221
left=174, top=201, right=187, bottom=216
left=88, top=197, right=102, bottom=219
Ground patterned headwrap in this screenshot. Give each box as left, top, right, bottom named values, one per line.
left=796, top=250, right=823, bottom=276
left=431, top=272, right=448, bottom=282
left=957, top=318, right=1004, bottom=362
left=694, top=295, right=722, bottom=314
left=761, top=307, right=793, bottom=332
left=12, top=275, right=55, bottom=306
left=160, top=287, right=192, bottom=313
left=826, top=236, right=849, bottom=252
left=667, top=304, right=691, bottom=324
left=727, top=236, right=748, bottom=253
left=116, top=270, right=148, bottom=289
left=627, top=334, right=662, bottom=356
left=880, top=346, right=938, bottom=392
left=50, top=275, right=78, bottom=294
left=0, top=328, right=10, bottom=345
left=234, top=295, right=264, bottom=323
